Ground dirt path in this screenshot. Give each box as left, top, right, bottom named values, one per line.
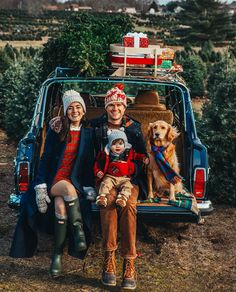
left=0, top=128, right=236, bottom=291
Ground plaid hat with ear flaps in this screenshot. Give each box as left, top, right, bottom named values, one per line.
left=105, top=129, right=132, bottom=154
left=63, top=90, right=86, bottom=115
left=105, top=83, right=127, bottom=108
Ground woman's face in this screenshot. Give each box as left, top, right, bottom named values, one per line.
left=66, top=102, right=84, bottom=125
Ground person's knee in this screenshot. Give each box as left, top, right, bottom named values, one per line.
left=62, top=181, right=77, bottom=195
left=51, top=180, right=77, bottom=197
left=55, top=197, right=67, bottom=217
left=99, top=181, right=111, bottom=194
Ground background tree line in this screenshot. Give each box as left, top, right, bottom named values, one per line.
left=0, top=0, right=150, bottom=12
left=0, top=0, right=53, bottom=14
left=0, top=0, right=235, bottom=45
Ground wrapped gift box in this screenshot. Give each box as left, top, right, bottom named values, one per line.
left=123, top=32, right=149, bottom=48
left=160, top=60, right=173, bottom=69
left=160, top=48, right=175, bottom=60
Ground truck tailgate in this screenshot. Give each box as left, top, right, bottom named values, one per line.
left=91, top=193, right=213, bottom=223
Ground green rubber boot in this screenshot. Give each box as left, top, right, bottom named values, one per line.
left=49, top=217, right=67, bottom=277
left=65, top=198, right=87, bottom=252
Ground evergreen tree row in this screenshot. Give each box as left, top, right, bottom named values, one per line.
left=198, top=55, right=236, bottom=205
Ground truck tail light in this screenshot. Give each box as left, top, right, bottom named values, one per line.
left=193, top=168, right=206, bottom=198
left=18, top=162, right=30, bottom=193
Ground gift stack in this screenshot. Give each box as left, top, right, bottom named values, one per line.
left=109, top=32, right=181, bottom=76
left=159, top=48, right=175, bottom=69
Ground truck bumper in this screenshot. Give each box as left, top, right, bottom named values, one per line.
left=197, top=200, right=214, bottom=215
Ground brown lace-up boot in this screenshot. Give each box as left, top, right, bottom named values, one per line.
left=101, top=250, right=116, bottom=286
left=121, top=258, right=137, bottom=290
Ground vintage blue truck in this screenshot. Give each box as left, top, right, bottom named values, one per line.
left=8, top=45, right=213, bottom=222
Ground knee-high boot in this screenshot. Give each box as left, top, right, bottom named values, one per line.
left=49, top=217, right=67, bottom=277
left=65, top=197, right=87, bottom=252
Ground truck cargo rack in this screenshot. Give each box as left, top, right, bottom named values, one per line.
left=109, top=43, right=184, bottom=82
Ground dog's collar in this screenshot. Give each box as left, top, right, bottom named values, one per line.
left=151, top=142, right=170, bottom=152
left=151, top=145, right=165, bottom=153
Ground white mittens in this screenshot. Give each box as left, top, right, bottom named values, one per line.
left=83, top=186, right=97, bottom=201
left=34, top=183, right=51, bottom=213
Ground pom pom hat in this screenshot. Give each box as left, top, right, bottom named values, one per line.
left=105, top=128, right=131, bottom=154
left=105, top=83, right=127, bottom=108
left=63, top=90, right=86, bottom=115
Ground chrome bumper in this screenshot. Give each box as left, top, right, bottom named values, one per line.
left=197, top=200, right=214, bottom=215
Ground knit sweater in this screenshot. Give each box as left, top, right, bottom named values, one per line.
left=94, top=148, right=145, bottom=178
left=53, top=130, right=80, bottom=185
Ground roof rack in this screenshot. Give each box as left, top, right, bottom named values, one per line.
left=109, top=43, right=183, bottom=80
left=109, top=67, right=184, bottom=83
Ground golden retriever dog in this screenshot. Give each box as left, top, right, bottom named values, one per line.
left=146, top=120, right=183, bottom=201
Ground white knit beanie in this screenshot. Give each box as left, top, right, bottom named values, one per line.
left=105, top=129, right=132, bottom=154
left=62, top=90, right=86, bottom=115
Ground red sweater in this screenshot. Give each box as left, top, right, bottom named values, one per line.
left=53, top=130, right=80, bottom=185
left=94, top=148, right=145, bottom=178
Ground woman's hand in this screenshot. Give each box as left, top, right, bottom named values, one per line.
left=34, top=183, right=51, bottom=213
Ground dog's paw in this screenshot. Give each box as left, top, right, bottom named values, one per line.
left=169, top=196, right=176, bottom=201
left=147, top=193, right=154, bottom=199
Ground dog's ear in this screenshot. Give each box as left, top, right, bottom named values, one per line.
left=167, top=125, right=179, bottom=142
left=147, top=123, right=153, bottom=138
left=146, top=123, right=153, bottom=151
left=148, top=122, right=154, bottom=129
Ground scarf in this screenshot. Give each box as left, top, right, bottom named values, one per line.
left=110, top=151, right=126, bottom=162
left=151, top=145, right=182, bottom=185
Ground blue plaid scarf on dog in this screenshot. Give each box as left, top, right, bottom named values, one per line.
left=151, top=145, right=183, bottom=185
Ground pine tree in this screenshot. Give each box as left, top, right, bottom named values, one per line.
left=0, top=54, right=42, bottom=140
left=180, top=55, right=207, bottom=97
left=42, top=13, right=133, bottom=78
left=176, top=0, right=236, bottom=44
left=198, top=61, right=236, bottom=205
left=0, top=50, right=11, bottom=74
left=229, top=41, right=236, bottom=58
